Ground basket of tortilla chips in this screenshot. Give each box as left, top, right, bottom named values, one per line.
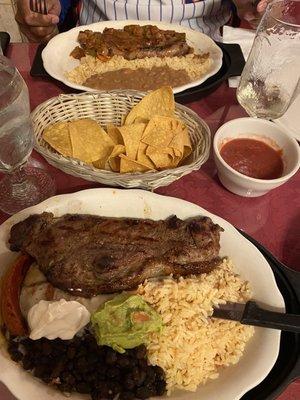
left=31, top=87, right=210, bottom=189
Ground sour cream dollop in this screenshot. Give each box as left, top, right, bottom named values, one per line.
left=28, top=299, right=91, bottom=340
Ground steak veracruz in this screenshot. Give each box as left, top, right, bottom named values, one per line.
left=9, top=213, right=223, bottom=298
left=70, top=25, right=193, bottom=61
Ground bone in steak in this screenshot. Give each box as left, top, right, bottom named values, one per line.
left=9, top=213, right=223, bottom=298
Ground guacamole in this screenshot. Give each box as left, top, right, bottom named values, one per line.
left=91, top=293, right=163, bottom=353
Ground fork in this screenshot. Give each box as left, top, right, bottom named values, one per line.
left=30, top=0, right=48, bottom=15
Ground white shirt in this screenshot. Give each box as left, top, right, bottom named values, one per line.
left=79, top=0, right=232, bottom=40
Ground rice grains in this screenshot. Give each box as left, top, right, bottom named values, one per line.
left=137, top=258, right=254, bottom=394
left=65, top=53, right=212, bottom=86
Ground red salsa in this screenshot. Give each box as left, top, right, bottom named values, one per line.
left=220, top=138, right=283, bottom=180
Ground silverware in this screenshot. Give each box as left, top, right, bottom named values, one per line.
left=213, top=301, right=300, bottom=333
left=30, top=0, right=48, bottom=15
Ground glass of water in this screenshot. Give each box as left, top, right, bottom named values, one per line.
left=237, top=0, right=300, bottom=120
left=0, top=56, right=56, bottom=215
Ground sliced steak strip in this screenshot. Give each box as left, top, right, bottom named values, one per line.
left=73, top=25, right=193, bottom=61
left=9, top=213, right=223, bottom=298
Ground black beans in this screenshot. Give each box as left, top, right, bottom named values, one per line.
left=135, top=345, right=147, bottom=360
left=34, top=365, right=48, bottom=379
left=22, top=356, right=34, bottom=371
left=135, top=386, right=155, bottom=399
left=156, top=380, right=167, bottom=396
left=109, top=381, right=122, bottom=395
left=87, top=353, right=98, bottom=364
left=153, top=365, right=165, bottom=378
left=67, top=346, right=76, bottom=359
left=120, top=391, right=135, bottom=400
left=106, top=366, right=120, bottom=379
left=9, top=350, right=23, bottom=362
left=76, top=382, right=91, bottom=394
left=105, top=349, right=118, bottom=365
left=124, top=375, right=135, bottom=390
left=136, top=370, right=146, bottom=387
left=117, top=355, right=131, bottom=368
left=41, top=341, right=52, bottom=356
left=144, top=368, right=156, bottom=385
left=76, top=356, right=87, bottom=369
left=7, top=341, right=19, bottom=354
left=8, top=336, right=166, bottom=399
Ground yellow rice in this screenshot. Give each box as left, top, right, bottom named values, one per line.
left=66, top=53, right=212, bottom=85
left=137, top=258, right=254, bottom=394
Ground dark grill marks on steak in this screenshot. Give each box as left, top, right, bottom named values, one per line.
left=70, top=25, right=193, bottom=61
left=9, top=213, right=224, bottom=298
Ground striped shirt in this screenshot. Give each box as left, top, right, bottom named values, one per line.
left=79, top=0, right=232, bottom=40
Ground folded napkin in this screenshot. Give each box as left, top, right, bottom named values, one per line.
left=222, top=26, right=255, bottom=88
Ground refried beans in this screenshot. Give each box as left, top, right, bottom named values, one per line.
left=84, top=66, right=191, bottom=91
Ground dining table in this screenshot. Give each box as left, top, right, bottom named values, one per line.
left=0, top=42, right=299, bottom=400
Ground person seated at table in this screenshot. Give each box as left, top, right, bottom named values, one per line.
left=15, top=0, right=269, bottom=43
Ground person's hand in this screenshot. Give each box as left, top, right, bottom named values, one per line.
left=15, top=0, right=61, bottom=42
left=233, top=0, right=271, bottom=28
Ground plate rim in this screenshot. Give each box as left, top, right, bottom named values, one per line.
left=0, top=188, right=285, bottom=400
left=41, top=20, right=223, bottom=94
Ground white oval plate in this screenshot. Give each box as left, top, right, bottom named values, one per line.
left=42, top=20, right=223, bottom=94
left=0, top=189, right=284, bottom=400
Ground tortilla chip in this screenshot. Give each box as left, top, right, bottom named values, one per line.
left=169, top=123, right=192, bottom=160
left=183, top=146, right=192, bottom=160
left=171, top=155, right=182, bottom=167
left=142, top=116, right=176, bottom=148
left=137, top=142, right=156, bottom=169
left=125, top=87, right=175, bottom=125
left=143, top=116, right=191, bottom=164
left=43, top=122, right=72, bottom=157
left=146, top=145, right=174, bottom=170
left=69, top=118, right=114, bottom=164
left=155, top=147, right=178, bottom=160
left=106, top=144, right=126, bottom=172
left=132, top=117, right=149, bottom=124
left=106, top=123, right=124, bottom=145
left=119, top=154, right=152, bottom=173
left=118, top=123, right=146, bottom=160
left=173, top=148, right=182, bottom=158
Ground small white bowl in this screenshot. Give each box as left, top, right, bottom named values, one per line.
left=213, top=118, right=300, bottom=197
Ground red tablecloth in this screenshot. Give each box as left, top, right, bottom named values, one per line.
left=0, top=43, right=299, bottom=400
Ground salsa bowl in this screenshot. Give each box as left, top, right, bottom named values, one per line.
left=213, top=118, right=300, bottom=197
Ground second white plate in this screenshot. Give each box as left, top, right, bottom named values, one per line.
left=42, top=20, right=223, bottom=94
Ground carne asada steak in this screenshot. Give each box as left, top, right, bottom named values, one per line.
left=9, top=213, right=223, bottom=298
left=70, top=25, right=193, bottom=61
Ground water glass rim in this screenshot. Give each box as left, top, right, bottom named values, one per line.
left=267, top=0, right=300, bottom=28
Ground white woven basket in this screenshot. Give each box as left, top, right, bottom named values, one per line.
left=31, top=91, right=211, bottom=190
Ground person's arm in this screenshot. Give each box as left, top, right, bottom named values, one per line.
left=15, top=0, right=61, bottom=42
left=232, top=0, right=271, bottom=28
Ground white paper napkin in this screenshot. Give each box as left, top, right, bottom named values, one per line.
left=222, top=26, right=255, bottom=88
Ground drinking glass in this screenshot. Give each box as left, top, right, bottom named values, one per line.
left=237, top=0, right=300, bottom=119
left=0, top=56, right=56, bottom=215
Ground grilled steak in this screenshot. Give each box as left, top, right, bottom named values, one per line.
left=9, top=213, right=223, bottom=298
left=70, top=25, right=193, bottom=61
